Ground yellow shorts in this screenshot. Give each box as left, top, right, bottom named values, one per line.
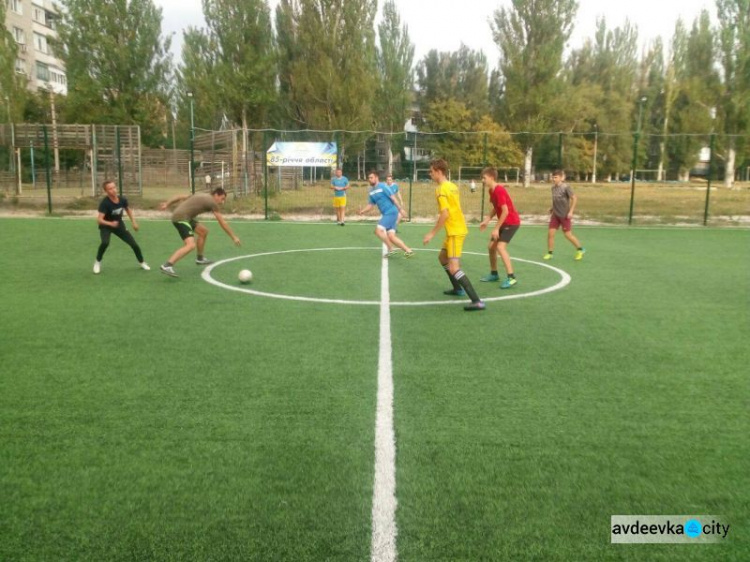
left=333, top=196, right=346, bottom=208
left=442, top=235, right=465, bottom=259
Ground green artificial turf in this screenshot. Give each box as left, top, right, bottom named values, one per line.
left=1, top=218, right=747, bottom=560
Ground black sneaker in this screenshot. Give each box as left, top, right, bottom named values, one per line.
left=464, top=301, right=486, bottom=312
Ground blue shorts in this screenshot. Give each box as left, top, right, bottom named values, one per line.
left=378, top=212, right=399, bottom=232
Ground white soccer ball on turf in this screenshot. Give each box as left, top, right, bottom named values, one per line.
left=238, top=269, right=253, bottom=284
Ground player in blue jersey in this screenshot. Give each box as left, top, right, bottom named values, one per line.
left=330, top=168, right=349, bottom=225
left=358, top=171, right=414, bottom=258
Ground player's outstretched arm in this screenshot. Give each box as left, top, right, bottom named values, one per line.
left=480, top=209, right=496, bottom=231
left=214, top=211, right=241, bottom=246
left=568, top=193, right=577, bottom=217
left=424, top=208, right=449, bottom=245
left=125, top=207, right=139, bottom=231
left=159, top=194, right=190, bottom=211
left=389, top=195, right=406, bottom=216
left=358, top=203, right=374, bottom=215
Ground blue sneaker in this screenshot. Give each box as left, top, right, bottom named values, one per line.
left=500, top=277, right=517, bottom=289
left=480, top=273, right=500, bottom=282
left=443, top=288, right=466, bottom=296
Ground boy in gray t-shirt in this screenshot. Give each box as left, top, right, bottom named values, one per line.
left=158, top=188, right=241, bottom=277
left=543, top=170, right=585, bottom=261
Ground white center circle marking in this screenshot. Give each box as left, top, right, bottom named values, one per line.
left=202, top=247, right=571, bottom=306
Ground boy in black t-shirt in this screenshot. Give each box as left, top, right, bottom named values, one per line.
left=94, top=180, right=150, bottom=274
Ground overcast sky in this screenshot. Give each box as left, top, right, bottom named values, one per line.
left=154, top=0, right=717, bottom=66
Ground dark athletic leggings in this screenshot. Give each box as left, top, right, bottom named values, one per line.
left=96, top=226, right=144, bottom=262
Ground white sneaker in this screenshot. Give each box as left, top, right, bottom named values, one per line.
left=93, top=261, right=101, bottom=274
left=140, top=262, right=151, bottom=271
left=160, top=264, right=178, bottom=278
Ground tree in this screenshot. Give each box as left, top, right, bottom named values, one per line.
left=200, top=0, right=276, bottom=131
left=176, top=0, right=276, bottom=188
left=420, top=101, right=521, bottom=171
left=421, top=98, right=474, bottom=167
left=416, top=46, right=490, bottom=121
left=663, top=13, right=720, bottom=180
left=491, top=0, right=578, bottom=186
left=715, top=0, right=750, bottom=188
left=469, top=116, right=524, bottom=170
left=374, top=0, right=414, bottom=173
left=275, top=0, right=378, bottom=163
left=55, top=0, right=173, bottom=146
left=0, top=0, right=25, bottom=125
left=563, top=17, right=639, bottom=180
left=177, top=28, right=222, bottom=135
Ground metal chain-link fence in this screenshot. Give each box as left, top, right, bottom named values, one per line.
left=1, top=125, right=748, bottom=225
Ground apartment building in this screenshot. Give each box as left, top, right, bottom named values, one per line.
left=5, top=0, right=67, bottom=94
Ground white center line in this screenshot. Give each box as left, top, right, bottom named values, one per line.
left=370, top=245, right=398, bottom=562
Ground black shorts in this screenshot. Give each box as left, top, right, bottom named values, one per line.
left=173, top=220, right=198, bottom=240
left=492, top=224, right=519, bottom=243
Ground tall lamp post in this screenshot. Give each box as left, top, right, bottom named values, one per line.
left=628, top=96, right=647, bottom=225
left=637, top=95, right=647, bottom=132
left=592, top=123, right=598, bottom=184
left=188, top=92, right=195, bottom=194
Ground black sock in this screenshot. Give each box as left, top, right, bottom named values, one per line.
left=548, top=250, right=554, bottom=254
left=165, top=261, right=173, bottom=267
left=455, top=270, right=481, bottom=302
left=491, top=270, right=498, bottom=276
left=508, top=273, right=515, bottom=279
left=577, top=247, right=583, bottom=251
left=443, top=265, right=461, bottom=290
left=197, top=254, right=203, bottom=260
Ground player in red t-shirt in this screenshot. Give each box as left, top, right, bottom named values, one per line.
left=478, top=167, right=521, bottom=289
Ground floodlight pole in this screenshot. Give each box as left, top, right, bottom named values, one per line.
left=628, top=97, right=647, bottom=225
left=188, top=92, right=195, bottom=194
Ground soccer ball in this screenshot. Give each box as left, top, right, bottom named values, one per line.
left=238, top=269, right=253, bottom=284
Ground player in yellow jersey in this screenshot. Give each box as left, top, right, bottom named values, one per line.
left=423, top=158, right=485, bottom=311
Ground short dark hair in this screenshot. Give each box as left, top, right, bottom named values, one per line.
left=552, top=169, right=565, bottom=177
left=430, top=158, right=449, bottom=176
left=102, top=180, right=115, bottom=190
left=368, top=170, right=381, bottom=180
left=481, top=167, right=497, bottom=180
left=211, top=187, right=227, bottom=196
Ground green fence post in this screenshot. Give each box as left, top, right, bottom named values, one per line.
left=703, top=133, right=716, bottom=226
left=43, top=125, right=52, bottom=214
left=30, top=141, right=36, bottom=189
left=116, top=126, right=123, bottom=196
left=628, top=131, right=639, bottom=225
left=412, top=132, right=417, bottom=182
